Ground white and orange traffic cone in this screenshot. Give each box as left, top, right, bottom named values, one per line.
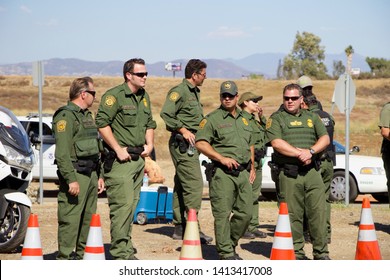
left=270, top=202, right=295, bottom=260
left=355, top=196, right=382, bottom=260
left=21, top=213, right=43, bottom=260
left=83, top=214, right=105, bottom=260
left=179, top=209, right=203, bottom=260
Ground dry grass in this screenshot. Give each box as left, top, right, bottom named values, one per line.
left=1, top=75, right=389, bottom=160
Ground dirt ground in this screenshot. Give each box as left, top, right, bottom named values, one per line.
left=1, top=162, right=389, bottom=261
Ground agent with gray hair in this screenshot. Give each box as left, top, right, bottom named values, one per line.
left=53, top=77, right=105, bottom=259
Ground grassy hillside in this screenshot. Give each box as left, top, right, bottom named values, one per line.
left=1, top=75, right=389, bottom=160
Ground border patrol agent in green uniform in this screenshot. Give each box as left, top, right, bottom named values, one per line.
left=196, top=81, right=255, bottom=260
left=266, top=83, right=331, bottom=260
left=53, top=77, right=105, bottom=260
left=95, top=59, right=157, bottom=260
left=298, top=75, right=335, bottom=243
left=379, top=102, right=390, bottom=208
left=160, top=59, right=212, bottom=243
left=237, top=92, right=268, bottom=239
left=302, top=94, right=335, bottom=244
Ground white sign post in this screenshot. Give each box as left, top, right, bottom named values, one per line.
left=32, top=61, right=45, bottom=204
left=333, top=73, right=356, bottom=205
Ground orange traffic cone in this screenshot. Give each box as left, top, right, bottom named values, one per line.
left=270, top=202, right=296, bottom=260
left=355, top=197, right=382, bottom=260
left=179, top=209, right=203, bottom=260
left=21, top=213, right=43, bottom=260
left=83, top=214, right=105, bottom=260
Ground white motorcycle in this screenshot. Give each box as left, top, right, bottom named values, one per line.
left=0, top=106, right=35, bottom=253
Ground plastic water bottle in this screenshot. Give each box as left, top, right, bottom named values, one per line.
left=142, top=172, right=149, bottom=187
left=187, top=144, right=195, bottom=156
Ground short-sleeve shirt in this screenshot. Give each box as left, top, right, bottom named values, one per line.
left=195, top=106, right=254, bottom=164
left=95, top=82, right=157, bottom=147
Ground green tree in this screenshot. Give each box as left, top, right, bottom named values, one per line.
left=345, top=45, right=354, bottom=74
left=332, top=60, right=345, bottom=79
left=282, top=31, right=328, bottom=80
left=366, top=57, right=390, bottom=77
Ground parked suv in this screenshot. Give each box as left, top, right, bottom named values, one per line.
left=17, top=113, right=58, bottom=181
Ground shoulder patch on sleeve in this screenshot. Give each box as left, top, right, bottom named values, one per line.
left=104, top=95, right=116, bottom=107
left=169, top=92, right=180, bottom=102
left=57, top=120, right=67, bottom=132
left=199, top=119, right=207, bottom=129
left=266, top=118, right=272, bottom=130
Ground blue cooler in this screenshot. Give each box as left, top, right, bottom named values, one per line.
left=134, top=184, right=173, bottom=225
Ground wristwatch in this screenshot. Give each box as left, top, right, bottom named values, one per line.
left=309, top=148, right=315, bottom=155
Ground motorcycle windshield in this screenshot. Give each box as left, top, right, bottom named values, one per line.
left=0, top=106, right=32, bottom=156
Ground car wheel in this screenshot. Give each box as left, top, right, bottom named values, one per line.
left=136, top=212, right=147, bottom=225
left=330, top=170, right=358, bottom=202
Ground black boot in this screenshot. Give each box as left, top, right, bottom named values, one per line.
left=199, top=231, right=213, bottom=244
left=172, top=224, right=183, bottom=240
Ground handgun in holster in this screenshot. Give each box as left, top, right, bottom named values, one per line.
left=254, top=147, right=266, bottom=162
left=268, top=161, right=280, bottom=182
left=202, top=160, right=216, bottom=182
left=102, top=148, right=116, bottom=173
left=174, top=133, right=188, bottom=154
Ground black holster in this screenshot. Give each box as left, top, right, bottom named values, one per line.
left=254, top=147, right=266, bottom=162
left=73, top=159, right=99, bottom=176
left=202, top=161, right=216, bottom=182
left=173, top=133, right=188, bottom=154
left=102, top=148, right=116, bottom=173
left=268, top=161, right=280, bottom=182
left=214, top=161, right=251, bottom=177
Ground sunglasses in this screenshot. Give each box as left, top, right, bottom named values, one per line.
left=220, top=93, right=236, bottom=99
left=131, top=72, right=148, bottom=78
left=283, top=96, right=300, bottom=101
left=85, top=90, right=96, bottom=97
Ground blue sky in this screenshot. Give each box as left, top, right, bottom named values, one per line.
left=0, top=0, right=389, bottom=65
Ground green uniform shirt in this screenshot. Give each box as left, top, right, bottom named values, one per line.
left=95, top=82, right=157, bottom=147
left=160, top=79, right=203, bottom=132
left=196, top=106, right=254, bottom=164
left=266, top=108, right=327, bottom=164
left=53, top=101, right=99, bottom=184
left=379, top=102, right=390, bottom=153
left=241, top=110, right=267, bottom=151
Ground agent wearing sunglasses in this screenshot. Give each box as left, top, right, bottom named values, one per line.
left=195, top=81, right=256, bottom=260
left=160, top=59, right=212, bottom=244
left=95, top=58, right=157, bottom=260
left=53, top=77, right=105, bottom=259
left=266, top=83, right=331, bottom=260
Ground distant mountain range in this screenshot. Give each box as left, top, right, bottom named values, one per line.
left=0, top=53, right=371, bottom=79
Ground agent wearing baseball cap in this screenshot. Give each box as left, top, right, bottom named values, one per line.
left=238, top=92, right=268, bottom=240
left=195, top=81, right=255, bottom=260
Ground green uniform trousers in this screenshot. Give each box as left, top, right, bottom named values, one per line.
left=320, top=159, right=333, bottom=240
left=279, top=168, right=328, bottom=259
left=209, top=168, right=252, bottom=259
left=57, top=171, right=98, bottom=260
left=169, top=137, right=203, bottom=226
left=104, top=158, right=144, bottom=260
left=247, top=163, right=262, bottom=232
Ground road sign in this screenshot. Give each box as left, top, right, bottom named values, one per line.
left=334, top=73, right=356, bottom=114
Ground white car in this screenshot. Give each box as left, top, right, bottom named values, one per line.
left=18, top=114, right=58, bottom=181
left=200, top=140, right=388, bottom=203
